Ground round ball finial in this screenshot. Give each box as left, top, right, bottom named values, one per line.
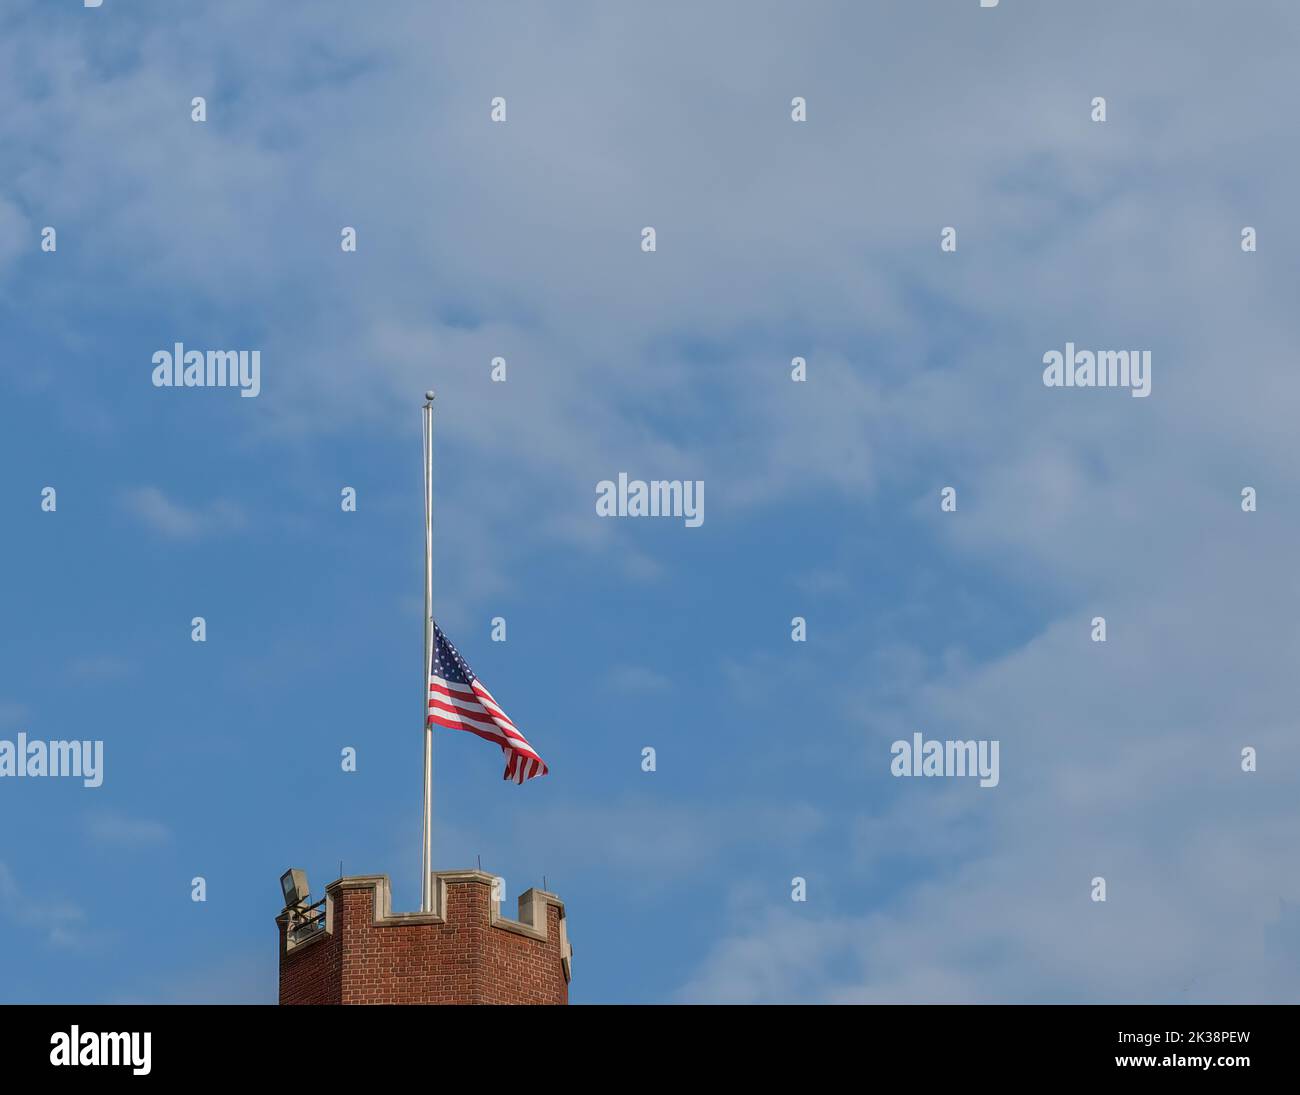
left=424, top=389, right=436, bottom=402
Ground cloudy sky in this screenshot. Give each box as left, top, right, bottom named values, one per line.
left=3, top=0, right=1300, bottom=1004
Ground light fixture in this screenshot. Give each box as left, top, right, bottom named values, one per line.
left=280, top=868, right=309, bottom=908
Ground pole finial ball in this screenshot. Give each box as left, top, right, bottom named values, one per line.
left=425, top=390, right=436, bottom=401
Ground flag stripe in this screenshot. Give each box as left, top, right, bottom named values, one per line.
left=428, top=712, right=511, bottom=749
left=427, top=622, right=548, bottom=783
left=428, top=689, right=530, bottom=747
left=427, top=687, right=503, bottom=724
left=429, top=679, right=517, bottom=729
left=427, top=702, right=540, bottom=756
left=427, top=701, right=508, bottom=740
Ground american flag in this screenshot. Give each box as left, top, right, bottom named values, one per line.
left=427, top=621, right=548, bottom=784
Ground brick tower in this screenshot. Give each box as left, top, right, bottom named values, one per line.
left=276, top=869, right=572, bottom=1005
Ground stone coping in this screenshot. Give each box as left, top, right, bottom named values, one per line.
left=277, top=870, right=571, bottom=980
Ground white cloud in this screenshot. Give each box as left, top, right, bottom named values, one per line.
left=120, top=486, right=245, bottom=540
left=684, top=565, right=1300, bottom=1002
left=0, top=861, right=89, bottom=950
left=68, top=656, right=132, bottom=682
left=111, top=953, right=275, bottom=1005
left=0, top=195, right=27, bottom=278
left=514, top=795, right=826, bottom=883
left=605, top=665, right=671, bottom=694
left=86, top=813, right=172, bottom=849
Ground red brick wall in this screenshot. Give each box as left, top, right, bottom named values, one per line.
left=278, top=872, right=569, bottom=1005
left=480, top=902, right=568, bottom=1005
left=277, top=913, right=341, bottom=1004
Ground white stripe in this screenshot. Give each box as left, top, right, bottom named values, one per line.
left=430, top=676, right=480, bottom=702
left=472, top=679, right=504, bottom=709
left=428, top=685, right=519, bottom=734
left=429, top=707, right=511, bottom=741
left=429, top=688, right=491, bottom=719
left=429, top=701, right=540, bottom=758
left=432, top=677, right=517, bottom=730
left=430, top=675, right=544, bottom=774
left=469, top=682, right=515, bottom=726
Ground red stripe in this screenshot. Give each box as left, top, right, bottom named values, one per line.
left=428, top=711, right=511, bottom=748
left=427, top=698, right=535, bottom=751
left=472, top=684, right=517, bottom=727
left=427, top=698, right=540, bottom=756
left=426, top=697, right=488, bottom=723
left=427, top=670, right=547, bottom=782
left=427, top=688, right=528, bottom=743
left=429, top=679, right=479, bottom=703
left=430, top=679, right=517, bottom=730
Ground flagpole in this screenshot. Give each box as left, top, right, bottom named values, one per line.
left=421, top=390, right=435, bottom=913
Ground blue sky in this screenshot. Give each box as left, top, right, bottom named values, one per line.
left=4, top=0, right=1300, bottom=1004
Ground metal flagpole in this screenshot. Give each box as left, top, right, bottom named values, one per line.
left=421, top=390, right=436, bottom=913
